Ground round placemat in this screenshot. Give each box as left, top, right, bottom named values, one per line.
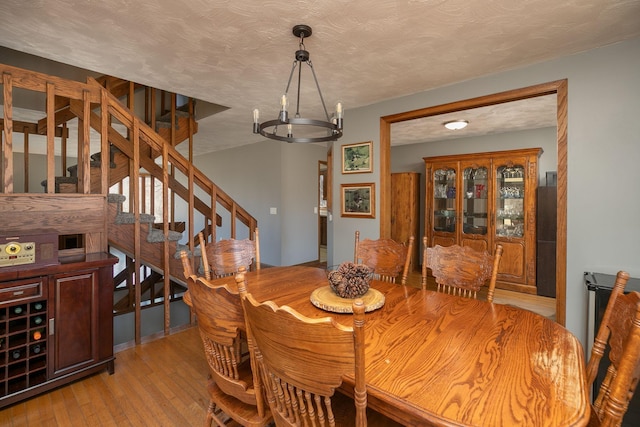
left=310, top=286, right=385, bottom=313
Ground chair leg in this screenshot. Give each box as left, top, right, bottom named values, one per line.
left=206, top=400, right=228, bottom=427
left=206, top=400, right=233, bottom=427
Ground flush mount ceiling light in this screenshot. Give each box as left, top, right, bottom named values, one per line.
left=443, top=120, right=469, bottom=130
left=252, top=24, right=343, bottom=143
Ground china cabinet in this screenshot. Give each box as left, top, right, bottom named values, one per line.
left=424, top=148, right=541, bottom=294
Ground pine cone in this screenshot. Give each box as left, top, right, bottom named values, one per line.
left=327, top=262, right=372, bottom=298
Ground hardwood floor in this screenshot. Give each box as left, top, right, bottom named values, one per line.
left=0, top=327, right=210, bottom=426
left=0, top=264, right=555, bottom=426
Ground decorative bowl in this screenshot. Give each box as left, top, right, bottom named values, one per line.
left=326, top=262, right=374, bottom=298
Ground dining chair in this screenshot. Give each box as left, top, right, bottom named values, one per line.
left=235, top=269, right=402, bottom=427
left=199, top=228, right=260, bottom=279
left=586, top=285, right=640, bottom=427
left=183, top=272, right=272, bottom=427
left=353, top=230, right=414, bottom=285
left=422, top=240, right=504, bottom=302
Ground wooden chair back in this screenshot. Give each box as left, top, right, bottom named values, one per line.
left=588, top=286, right=640, bottom=427
left=422, top=241, right=503, bottom=302
left=586, top=271, right=630, bottom=387
left=236, top=270, right=368, bottom=427
left=179, top=249, right=194, bottom=278
left=200, top=228, right=260, bottom=279
left=354, top=230, right=414, bottom=285
left=184, top=273, right=271, bottom=426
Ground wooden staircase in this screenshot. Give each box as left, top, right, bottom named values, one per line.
left=108, top=194, right=192, bottom=315
left=40, top=80, right=213, bottom=312
left=0, top=62, right=257, bottom=345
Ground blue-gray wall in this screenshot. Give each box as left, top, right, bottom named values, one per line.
left=331, top=37, right=640, bottom=345
left=195, top=141, right=327, bottom=267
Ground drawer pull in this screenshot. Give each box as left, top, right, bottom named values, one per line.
left=13, top=291, right=24, bottom=296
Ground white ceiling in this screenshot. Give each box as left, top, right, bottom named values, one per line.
left=0, top=0, right=639, bottom=155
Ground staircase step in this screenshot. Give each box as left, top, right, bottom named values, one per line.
left=147, top=227, right=183, bottom=243
left=156, top=107, right=190, bottom=122
left=40, top=176, right=78, bottom=193
left=114, top=211, right=156, bottom=225
left=90, top=147, right=119, bottom=168
left=67, top=161, right=102, bottom=177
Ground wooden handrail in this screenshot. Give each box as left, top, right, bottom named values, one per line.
left=0, top=63, right=258, bottom=344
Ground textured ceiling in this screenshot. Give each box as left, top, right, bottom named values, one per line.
left=0, top=0, right=639, bottom=155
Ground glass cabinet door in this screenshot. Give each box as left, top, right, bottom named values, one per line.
left=462, top=166, right=488, bottom=236
left=433, top=168, right=456, bottom=233
left=496, top=165, right=525, bottom=238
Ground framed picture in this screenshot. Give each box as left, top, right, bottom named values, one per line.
left=342, top=141, right=372, bottom=174
left=341, top=183, right=375, bottom=218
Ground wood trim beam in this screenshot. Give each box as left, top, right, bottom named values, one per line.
left=380, top=79, right=568, bottom=325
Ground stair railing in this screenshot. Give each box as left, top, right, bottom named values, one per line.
left=0, top=63, right=258, bottom=344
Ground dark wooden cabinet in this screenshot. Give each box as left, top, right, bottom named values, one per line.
left=536, top=186, right=557, bottom=297
left=0, top=253, right=116, bottom=407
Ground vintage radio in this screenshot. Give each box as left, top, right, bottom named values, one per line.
left=0, top=231, right=59, bottom=271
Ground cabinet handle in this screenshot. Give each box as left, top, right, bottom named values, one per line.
left=49, top=318, right=55, bottom=335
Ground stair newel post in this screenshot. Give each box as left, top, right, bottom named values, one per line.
left=132, top=119, right=142, bottom=345
left=171, top=92, right=177, bottom=147
left=3, top=72, right=14, bottom=194
left=45, top=81, right=55, bottom=194
left=188, top=97, right=194, bottom=163
left=162, top=139, right=171, bottom=335
left=80, top=89, right=92, bottom=194
left=186, top=159, right=195, bottom=272
left=100, top=90, right=110, bottom=250
left=210, top=186, right=217, bottom=243
left=22, top=126, right=29, bottom=192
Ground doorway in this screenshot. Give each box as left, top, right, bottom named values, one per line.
left=318, top=161, right=328, bottom=263
left=379, top=80, right=568, bottom=325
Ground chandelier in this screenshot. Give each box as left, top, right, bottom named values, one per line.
left=252, top=25, right=343, bottom=143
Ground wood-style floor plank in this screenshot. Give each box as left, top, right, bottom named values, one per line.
left=0, top=327, right=209, bottom=427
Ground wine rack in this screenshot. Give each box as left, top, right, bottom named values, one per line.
left=0, top=252, right=117, bottom=408
left=0, top=288, right=48, bottom=398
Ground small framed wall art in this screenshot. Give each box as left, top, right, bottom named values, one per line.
left=342, top=141, right=372, bottom=174
left=340, top=183, right=375, bottom=218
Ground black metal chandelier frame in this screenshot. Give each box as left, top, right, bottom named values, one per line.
left=253, top=24, right=343, bottom=143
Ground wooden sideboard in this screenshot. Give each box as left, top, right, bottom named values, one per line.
left=0, top=252, right=117, bottom=408
left=424, top=148, right=541, bottom=294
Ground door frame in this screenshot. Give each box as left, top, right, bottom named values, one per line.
left=379, top=80, right=568, bottom=325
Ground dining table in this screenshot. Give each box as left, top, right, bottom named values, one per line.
left=208, top=265, right=590, bottom=427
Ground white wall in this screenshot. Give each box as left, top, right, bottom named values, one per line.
left=331, top=37, right=640, bottom=345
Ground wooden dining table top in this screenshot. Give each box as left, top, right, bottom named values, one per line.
left=210, top=265, right=590, bottom=427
